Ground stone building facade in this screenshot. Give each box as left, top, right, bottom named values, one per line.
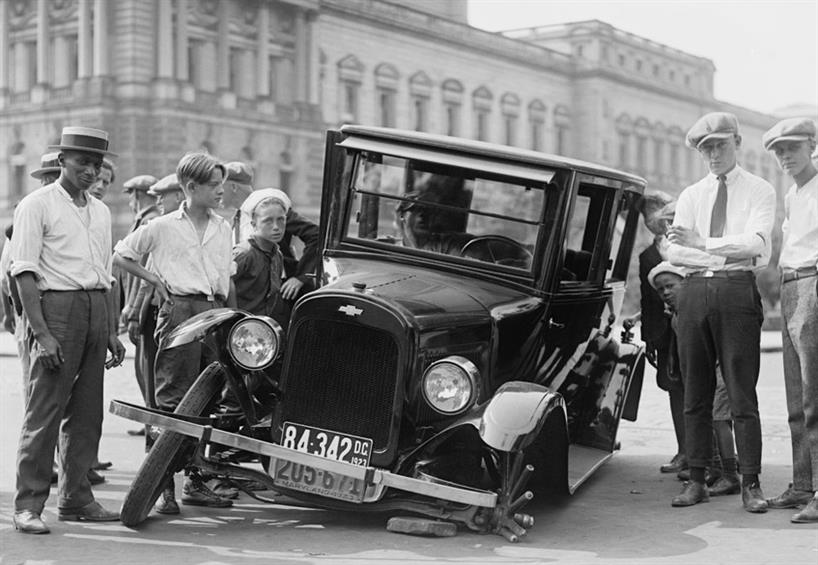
left=0, top=0, right=790, bottom=246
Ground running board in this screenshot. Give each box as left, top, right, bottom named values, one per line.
left=110, top=400, right=497, bottom=508
left=567, top=445, right=613, bottom=494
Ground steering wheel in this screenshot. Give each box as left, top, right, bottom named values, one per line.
left=460, top=236, right=533, bottom=268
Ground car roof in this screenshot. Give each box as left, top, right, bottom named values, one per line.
left=340, top=125, right=646, bottom=189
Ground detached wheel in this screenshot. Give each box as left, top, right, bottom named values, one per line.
left=120, top=362, right=224, bottom=527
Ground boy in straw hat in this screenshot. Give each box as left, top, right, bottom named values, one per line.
left=9, top=127, right=125, bottom=533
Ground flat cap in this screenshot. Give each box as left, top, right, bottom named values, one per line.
left=762, top=117, right=817, bottom=151
left=148, top=173, right=182, bottom=195
left=648, top=261, right=688, bottom=289
left=685, top=112, right=739, bottom=149
left=123, top=174, right=158, bottom=193
left=224, top=161, right=254, bottom=185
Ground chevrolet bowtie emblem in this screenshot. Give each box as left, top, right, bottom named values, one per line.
left=338, top=304, right=363, bottom=317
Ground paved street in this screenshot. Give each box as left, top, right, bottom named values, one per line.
left=0, top=331, right=816, bottom=565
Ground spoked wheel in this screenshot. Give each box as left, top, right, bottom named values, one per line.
left=120, top=362, right=225, bottom=527
left=472, top=450, right=535, bottom=542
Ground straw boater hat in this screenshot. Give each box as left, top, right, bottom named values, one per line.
left=48, top=126, right=118, bottom=157
left=29, top=151, right=61, bottom=180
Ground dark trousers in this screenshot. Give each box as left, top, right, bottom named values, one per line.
left=15, top=290, right=108, bottom=513
left=136, top=304, right=158, bottom=407
left=153, top=296, right=220, bottom=412
left=676, top=275, right=763, bottom=474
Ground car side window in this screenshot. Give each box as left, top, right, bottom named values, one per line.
left=561, top=185, right=609, bottom=283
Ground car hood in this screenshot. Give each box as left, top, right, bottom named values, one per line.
left=321, top=257, right=540, bottom=329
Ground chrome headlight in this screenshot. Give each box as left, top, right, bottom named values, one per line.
left=422, top=356, right=479, bottom=415
left=227, top=316, right=283, bottom=370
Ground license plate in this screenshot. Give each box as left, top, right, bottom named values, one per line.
left=279, top=422, right=372, bottom=466
left=273, top=460, right=368, bottom=503
left=273, top=423, right=373, bottom=503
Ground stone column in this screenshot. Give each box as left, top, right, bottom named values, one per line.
left=0, top=0, right=9, bottom=94
left=176, top=0, right=189, bottom=81
left=293, top=8, right=307, bottom=102
left=256, top=1, right=270, bottom=98
left=77, top=0, right=92, bottom=78
left=93, top=0, right=109, bottom=76
left=157, top=0, right=174, bottom=78
left=35, top=0, right=49, bottom=84
left=216, top=0, right=229, bottom=90
left=307, top=11, right=319, bottom=106
left=53, top=35, right=70, bottom=86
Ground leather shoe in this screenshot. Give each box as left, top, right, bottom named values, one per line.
left=155, top=487, right=180, bottom=515
left=742, top=482, right=769, bottom=513
left=181, top=477, right=233, bottom=508
left=206, top=478, right=240, bottom=499
left=660, top=453, right=688, bottom=474
left=791, top=495, right=818, bottom=523
left=708, top=474, right=740, bottom=496
left=672, top=481, right=709, bottom=507
left=767, top=484, right=814, bottom=509
left=58, top=500, right=120, bottom=522
left=87, top=469, right=106, bottom=485
left=92, top=459, right=113, bottom=471
left=13, top=510, right=50, bottom=534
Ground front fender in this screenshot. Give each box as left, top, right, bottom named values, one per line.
left=164, top=308, right=249, bottom=349
left=478, top=381, right=565, bottom=452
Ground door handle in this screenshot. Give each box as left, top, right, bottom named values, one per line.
left=548, top=318, right=566, bottom=330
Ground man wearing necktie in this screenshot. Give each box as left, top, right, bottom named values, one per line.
left=666, top=112, right=777, bottom=513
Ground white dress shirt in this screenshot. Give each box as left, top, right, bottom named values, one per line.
left=10, top=182, right=113, bottom=290
left=668, top=165, right=776, bottom=271
left=779, top=173, right=818, bottom=270
left=114, top=203, right=233, bottom=299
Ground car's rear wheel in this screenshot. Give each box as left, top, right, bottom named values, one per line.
left=120, top=362, right=224, bottom=527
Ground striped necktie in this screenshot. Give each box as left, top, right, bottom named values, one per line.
left=709, top=174, right=727, bottom=237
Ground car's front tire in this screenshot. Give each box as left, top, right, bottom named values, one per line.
left=120, top=362, right=225, bottom=527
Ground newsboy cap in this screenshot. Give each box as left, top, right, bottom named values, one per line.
left=648, top=261, right=688, bottom=289
left=148, top=173, right=182, bottom=195
left=685, top=112, right=740, bottom=149
left=49, top=126, right=117, bottom=157
left=123, top=174, right=159, bottom=193
left=224, top=161, right=254, bottom=185
left=762, top=117, right=817, bottom=151
left=30, top=151, right=61, bottom=179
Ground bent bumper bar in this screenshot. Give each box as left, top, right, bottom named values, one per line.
left=110, top=400, right=497, bottom=508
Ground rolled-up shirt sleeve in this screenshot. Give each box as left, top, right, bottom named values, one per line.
left=667, top=189, right=726, bottom=269
left=114, top=222, right=155, bottom=262
left=9, top=198, right=45, bottom=280
left=704, top=182, right=776, bottom=259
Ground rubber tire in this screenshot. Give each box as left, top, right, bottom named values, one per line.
left=120, top=362, right=225, bottom=527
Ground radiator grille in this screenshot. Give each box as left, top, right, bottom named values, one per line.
left=279, top=318, right=399, bottom=450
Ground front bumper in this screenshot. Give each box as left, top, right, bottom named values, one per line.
left=110, top=400, right=497, bottom=509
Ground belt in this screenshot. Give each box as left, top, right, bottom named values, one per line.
left=43, top=288, right=106, bottom=293
left=687, top=270, right=754, bottom=280
left=781, top=266, right=818, bottom=284
left=170, top=293, right=224, bottom=303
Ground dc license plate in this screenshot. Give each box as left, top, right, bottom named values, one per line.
left=274, top=422, right=373, bottom=503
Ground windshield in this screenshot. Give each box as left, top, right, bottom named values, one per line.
left=343, top=152, right=554, bottom=272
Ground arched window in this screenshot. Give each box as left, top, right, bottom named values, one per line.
left=500, top=93, right=520, bottom=146
left=337, top=55, right=364, bottom=124
left=528, top=99, right=546, bottom=151
left=554, top=105, right=571, bottom=156
left=374, top=63, right=399, bottom=127
left=472, top=86, right=493, bottom=141
left=409, top=71, right=432, bottom=132
left=442, top=79, right=464, bottom=136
